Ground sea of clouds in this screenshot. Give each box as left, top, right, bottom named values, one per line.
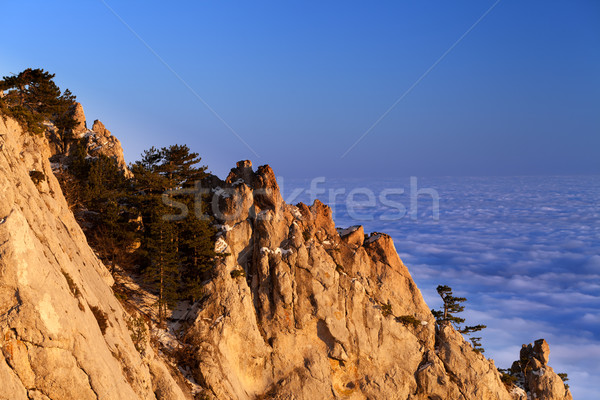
left=280, top=175, right=600, bottom=400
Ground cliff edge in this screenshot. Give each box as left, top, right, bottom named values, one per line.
left=0, top=110, right=573, bottom=400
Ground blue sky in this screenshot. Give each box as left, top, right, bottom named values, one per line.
left=2, top=0, right=598, bottom=178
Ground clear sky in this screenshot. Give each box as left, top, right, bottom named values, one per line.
left=2, top=1, right=599, bottom=179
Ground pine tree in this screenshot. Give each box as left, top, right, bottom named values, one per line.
left=131, top=144, right=216, bottom=323
left=132, top=148, right=177, bottom=325
left=144, top=203, right=180, bottom=325
left=432, top=285, right=487, bottom=351
left=0, top=68, right=76, bottom=135
left=83, top=155, right=138, bottom=275
left=469, top=337, right=485, bottom=353
left=432, top=285, right=466, bottom=327
left=160, top=144, right=215, bottom=301
left=160, top=144, right=207, bottom=188
left=179, top=214, right=216, bottom=301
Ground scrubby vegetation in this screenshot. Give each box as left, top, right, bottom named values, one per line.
left=230, top=268, right=246, bottom=279
left=497, top=368, right=518, bottom=388
left=29, top=170, right=46, bottom=185
left=396, top=315, right=421, bottom=328
left=90, top=305, right=109, bottom=335
left=61, top=270, right=80, bottom=298
left=126, top=315, right=148, bottom=354
left=380, top=301, right=393, bottom=317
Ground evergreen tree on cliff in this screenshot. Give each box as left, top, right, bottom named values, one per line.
left=0, top=68, right=76, bottom=135
left=131, top=145, right=216, bottom=323
left=432, top=285, right=487, bottom=349
left=161, top=145, right=216, bottom=301
left=432, top=285, right=467, bottom=326
left=84, top=155, right=138, bottom=275
left=132, top=147, right=179, bottom=324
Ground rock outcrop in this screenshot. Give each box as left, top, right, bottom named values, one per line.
left=46, top=102, right=132, bottom=177
left=70, top=102, right=87, bottom=134
left=87, top=118, right=132, bottom=177
left=509, top=339, right=573, bottom=400
left=178, top=160, right=517, bottom=399
left=0, top=116, right=188, bottom=399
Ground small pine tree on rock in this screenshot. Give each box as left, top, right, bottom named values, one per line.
left=432, top=285, right=487, bottom=352
left=469, top=337, right=485, bottom=353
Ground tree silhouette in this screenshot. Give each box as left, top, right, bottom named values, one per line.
left=432, top=285, right=487, bottom=351
left=432, top=285, right=466, bottom=326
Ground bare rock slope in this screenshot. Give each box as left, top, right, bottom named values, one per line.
left=0, top=116, right=187, bottom=399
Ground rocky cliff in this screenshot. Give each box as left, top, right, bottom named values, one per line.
left=509, top=339, right=573, bottom=400
left=0, top=111, right=573, bottom=400
left=0, top=116, right=188, bottom=399
left=45, top=102, right=132, bottom=177
left=178, top=160, right=573, bottom=400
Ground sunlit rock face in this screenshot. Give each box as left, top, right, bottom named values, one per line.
left=87, top=118, right=132, bottom=178
left=510, top=339, right=573, bottom=400
left=0, top=116, right=187, bottom=400
left=0, top=110, right=573, bottom=400
left=45, top=102, right=132, bottom=178
left=184, top=160, right=523, bottom=400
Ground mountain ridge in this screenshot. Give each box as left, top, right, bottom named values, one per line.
left=0, top=107, right=573, bottom=399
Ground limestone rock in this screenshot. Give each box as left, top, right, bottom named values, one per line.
left=183, top=160, right=521, bottom=400
left=435, top=325, right=512, bottom=400
left=0, top=116, right=187, bottom=399
left=225, top=160, right=254, bottom=186
left=511, top=339, right=573, bottom=400
left=338, top=225, right=364, bottom=248
left=533, top=338, right=550, bottom=365
left=44, top=104, right=132, bottom=178
left=0, top=109, right=575, bottom=400
left=70, top=102, right=87, bottom=134
left=86, top=119, right=132, bottom=177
